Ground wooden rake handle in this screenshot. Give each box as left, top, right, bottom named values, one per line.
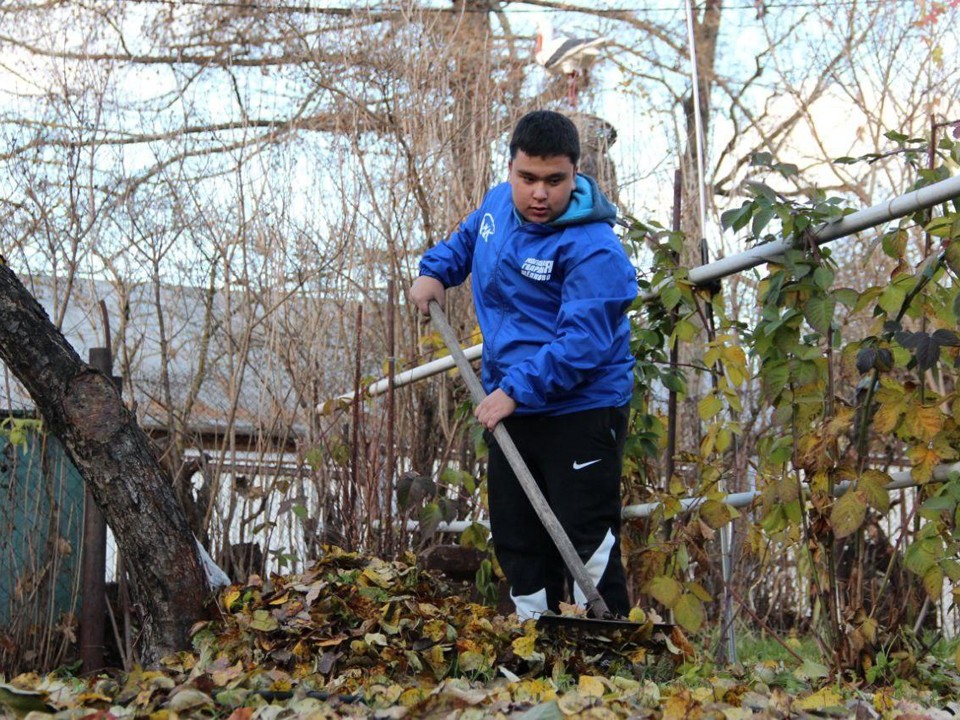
left=428, top=300, right=612, bottom=619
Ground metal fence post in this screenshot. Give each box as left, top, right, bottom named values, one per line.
left=79, top=346, right=116, bottom=673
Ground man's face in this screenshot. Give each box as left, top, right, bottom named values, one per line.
left=508, top=150, right=577, bottom=224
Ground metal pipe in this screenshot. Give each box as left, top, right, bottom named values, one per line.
left=677, top=173, right=960, bottom=293
left=318, top=344, right=483, bottom=414
left=411, top=462, right=960, bottom=532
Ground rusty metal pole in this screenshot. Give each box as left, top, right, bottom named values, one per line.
left=80, top=346, right=113, bottom=673
left=665, top=169, right=682, bottom=486
left=350, top=305, right=363, bottom=550
left=385, top=280, right=396, bottom=555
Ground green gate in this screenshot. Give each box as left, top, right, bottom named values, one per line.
left=0, top=422, right=86, bottom=671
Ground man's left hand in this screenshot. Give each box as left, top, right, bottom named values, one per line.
left=475, top=389, right=517, bottom=430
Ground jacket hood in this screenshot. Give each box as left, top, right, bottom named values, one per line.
left=549, top=174, right=618, bottom=228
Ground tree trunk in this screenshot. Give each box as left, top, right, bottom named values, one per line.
left=0, top=262, right=210, bottom=665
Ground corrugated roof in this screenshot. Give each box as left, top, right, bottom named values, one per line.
left=1, top=273, right=360, bottom=445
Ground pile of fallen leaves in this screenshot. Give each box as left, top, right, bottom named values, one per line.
left=2, top=547, right=959, bottom=718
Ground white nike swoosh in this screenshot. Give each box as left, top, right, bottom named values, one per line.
left=572, top=459, right=601, bottom=470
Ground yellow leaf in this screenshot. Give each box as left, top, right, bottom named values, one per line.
left=906, top=404, right=944, bottom=441
left=826, top=405, right=855, bottom=437
left=511, top=634, right=539, bottom=661
left=457, top=650, right=487, bottom=673
left=715, top=427, right=732, bottom=453
left=427, top=643, right=447, bottom=672
left=795, top=687, right=843, bottom=711
left=691, top=686, right=715, bottom=703
left=700, top=499, right=733, bottom=529
left=831, top=490, right=866, bottom=538
left=923, top=566, right=944, bottom=600
left=577, top=675, right=606, bottom=698
left=512, top=678, right=555, bottom=703
left=873, top=687, right=894, bottom=712
left=858, top=469, right=892, bottom=513
left=662, top=691, right=702, bottom=720
left=872, top=402, right=902, bottom=434
left=222, top=588, right=241, bottom=610
left=908, top=445, right=941, bottom=483
left=698, top=393, right=723, bottom=421
left=399, top=687, right=428, bottom=707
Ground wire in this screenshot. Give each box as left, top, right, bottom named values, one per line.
left=109, top=0, right=919, bottom=16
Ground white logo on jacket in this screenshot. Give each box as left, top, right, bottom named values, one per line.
left=479, top=213, right=496, bottom=242
left=521, top=258, right=554, bottom=281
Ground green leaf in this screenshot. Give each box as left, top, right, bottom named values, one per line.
left=761, top=360, right=790, bottom=401
left=661, top=284, right=682, bottom=310
left=752, top=202, right=777, bottom=236
left=833, top=287, right=859, bottom=309
left=813, top=266, right=835, bottom=290
left=250, top=609, right=279, bottom=632
left=721, top=203, right=754, bottom=233
left=646, top=575, right=682, bottom=608
left=460, top=522, right=490, bottom=551
left=830, top=490, right=866, bottom=539
left=794, top=659, right=830, bottom=681
left=858, top=470, right=891, bottom=513
left=881, top=230, right=907, bottom=259
left=746, top=181, right=778, bottom=204
left=674, top=319, right=698, bottom=342
left=760, top=505, right=787, bottom=534
left=673, top=593, right=705, bottom=633
left=878, top=284, right=906, bottom=316
left=919, top=495, right=957, bottom=520
left=803, top=295, right=835, bottom=335
left=419, top=502, right=443, bottom=536
left=945, top=241, right=960, bottom=276
left=905, top=537, right=942, bottom=576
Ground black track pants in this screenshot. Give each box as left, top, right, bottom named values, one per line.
left=486, top=404, right=630, bottom=620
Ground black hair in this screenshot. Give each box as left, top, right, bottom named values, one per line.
left=509, top=110, right=580, bottom=165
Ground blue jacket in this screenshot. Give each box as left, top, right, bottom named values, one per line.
left=419, top=175, right=637, bottom=416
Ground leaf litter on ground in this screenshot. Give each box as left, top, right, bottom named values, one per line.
left=1, top=546, right=957, bottom=718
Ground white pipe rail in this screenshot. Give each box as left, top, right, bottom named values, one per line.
left=320, top=343, right=482, bottom=413
left=679, top=173, right=960, bottom=293
left=325, top=173, right=960, bottom=408
left=408, top=462, right=960, bottom=533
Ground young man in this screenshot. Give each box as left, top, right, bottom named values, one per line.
left=409, top=110, right=637, bottom=620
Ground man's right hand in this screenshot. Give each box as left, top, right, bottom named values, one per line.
left=409, top=276, right=445, bottom=315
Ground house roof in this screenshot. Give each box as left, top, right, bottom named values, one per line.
left=2, top=273, right=361, bottom=449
